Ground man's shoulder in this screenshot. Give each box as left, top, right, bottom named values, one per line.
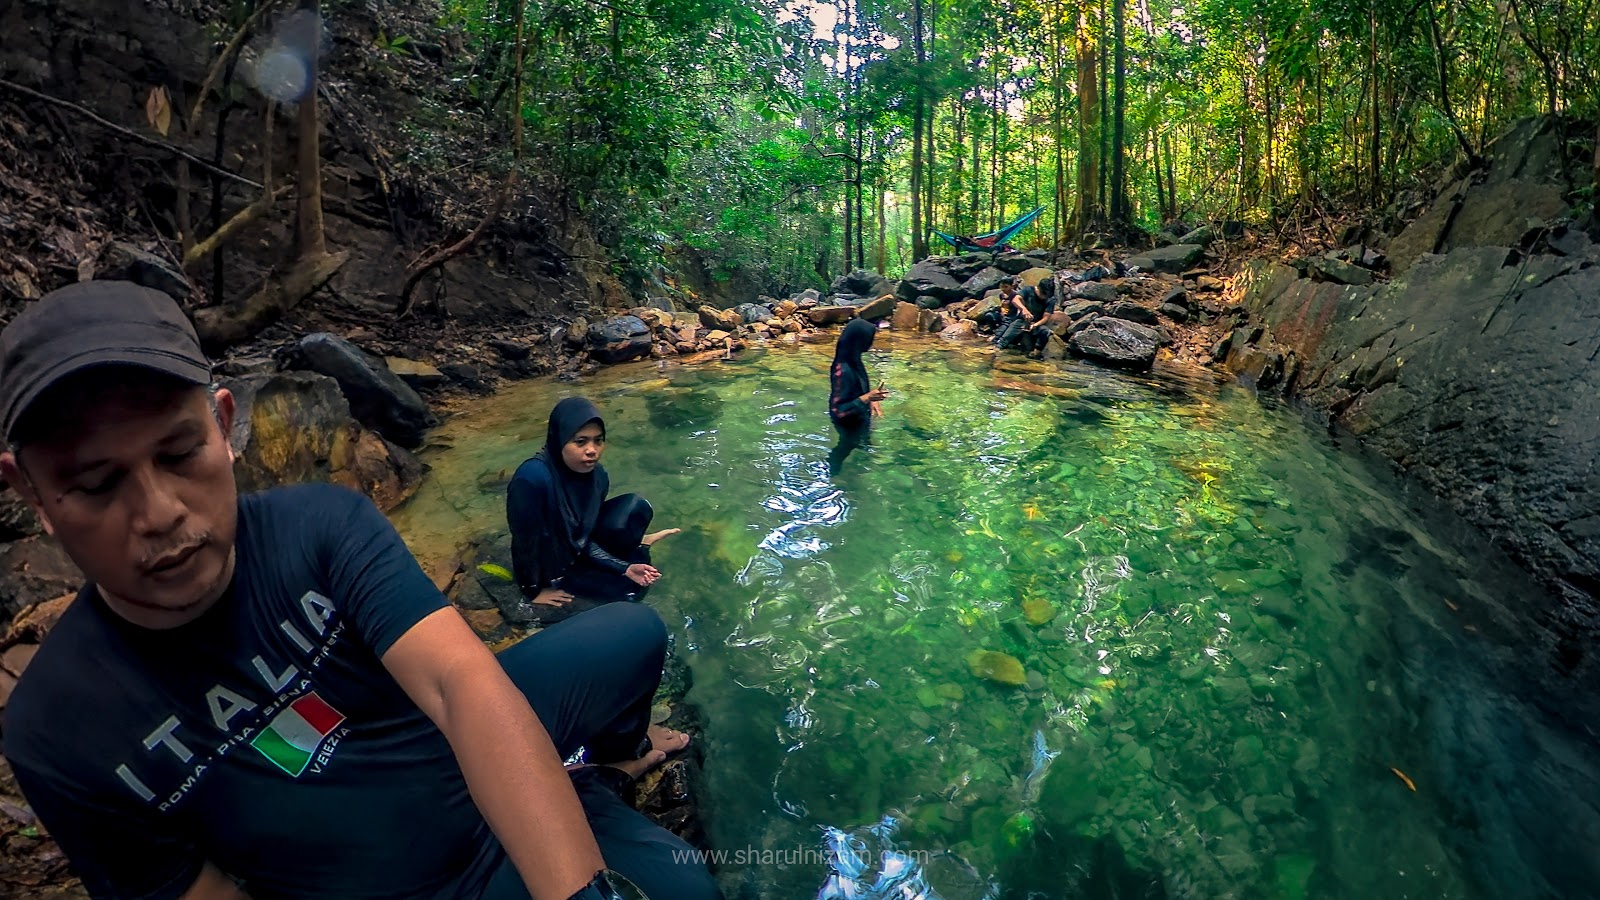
left=243, top=482, right=372, bottom=516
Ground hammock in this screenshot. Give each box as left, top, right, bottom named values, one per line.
left=933, top=205, right=1046, bottom=254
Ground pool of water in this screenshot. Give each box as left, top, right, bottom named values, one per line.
left=389, top=335, right=1600, bottom=900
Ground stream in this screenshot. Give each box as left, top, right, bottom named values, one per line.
left=389, top=334, right=1600, bottom=900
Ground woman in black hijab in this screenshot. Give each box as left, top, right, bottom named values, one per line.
left=827, top=318, right=889, bottom=473
left=507, top=397, right=678, bottom=611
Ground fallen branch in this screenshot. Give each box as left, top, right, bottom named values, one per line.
left=0, top=78, right=261, bottom=189
left=183, top=185, right=293, bottom=269
left=194, top=250, right=348, bottom=350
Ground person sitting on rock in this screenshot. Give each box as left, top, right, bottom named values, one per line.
left=508, top=397, right=679, bottom=618
left=994, top=280, right=1049, bottom=351
left=976, top=277, right=1018, bottom=333
left=0, top=282, right=718, bottom=900
left=1022, top=277, right=1065, bottom=358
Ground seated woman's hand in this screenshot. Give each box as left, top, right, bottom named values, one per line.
left=532, top=587, right=575, bottom=606
left=625, top=563, right=662, bottom=586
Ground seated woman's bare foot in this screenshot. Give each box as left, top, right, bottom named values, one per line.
left=641, top=528, right=682, bottom=547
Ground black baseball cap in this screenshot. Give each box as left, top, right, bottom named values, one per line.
left=0, top=281, right=212, bottom=442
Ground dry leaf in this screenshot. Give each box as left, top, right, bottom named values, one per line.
left=1390, top=767, right=1417, bottom=792
left=145, top=85, right=172, bottom=137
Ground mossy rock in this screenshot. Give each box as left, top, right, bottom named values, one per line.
left=967, top=649, right=1027, bottom=686
left=1022, top=598, right=1059, bottom=625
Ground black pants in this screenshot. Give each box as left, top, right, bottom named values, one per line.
left=827, top=418, right=871, bottom=476
left=481, top=603, right=723, bottom=900
left=1021, top=324, right=1054, bottom=356
left=561, top=494, right=655, bottom=603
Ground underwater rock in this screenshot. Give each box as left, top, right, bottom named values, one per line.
left=967, top=649, right=1027, bottom=686
left=1023, top=598, right=1058, bottom=625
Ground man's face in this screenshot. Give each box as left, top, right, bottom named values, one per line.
left=0, top=373, right=239, bottom=626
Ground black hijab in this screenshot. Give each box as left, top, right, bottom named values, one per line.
left=533, top=396, right=610, bottom=556
left=830, top=318, right=877, bottom=412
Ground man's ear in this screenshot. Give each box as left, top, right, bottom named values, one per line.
left=212, top=388, right=238, bottom=463
left=0, top=451, right=55, bottom=537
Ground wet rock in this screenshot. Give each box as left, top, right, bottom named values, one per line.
left=1105, top=300, right=1160, bottom=326
left=1307, top=257, right=1374, bottom=286
left=1024, top=671, right=1046, bottom=691
left=1060, top=300, right=1104, bottom=321
left=897, top=260, right=967, bottom=304
left=857, top=294, right=897, bottom=320
left=966, top=649, right=1026, bottom=686
left=891, top=302, right=921, bottom=331
left=1071, top=282, right=1119, bottom=303
left=697, top=305, right=741, bottom=331
left=914, top=294, right=945, bottom=309
left=224, top=371, right=423, bottom=512
left=488, top=339, right=532, bottom=361
left=918, top=309, right=942, bottom=332
left=0, top=485, right=41, bottom=542
left=0, top=537, right=81, bottom=618
left=385, top=356, right=447, bottom=390
left=774, top=299, right=798, bottom=318
left=285, top=334, right=438, bottom=448
left=783, top=319, right=803, bottom=334
left=940, top=320, right=978, bottom=340
left=100, top=241, right=190, bottom=302
left=961, top=266, right=1009, bottom=297
left=1125, top=244, right=1205, bottom=274
left=1041, top=333, right=1069, bottom=360
left=704, top=330, right=730, bottom=343
left=1068, top=319, right=1160, bottom=372
left=734, top=303, right=773, bottom=325
left=587, top=315, right=652, bottom=364
left=804, top=304, right=858, bottom=326
left=439, top=362, right=491, bottom=393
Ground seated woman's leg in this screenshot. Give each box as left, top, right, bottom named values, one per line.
left=495, top=602, right=667, bottom=763
left=563, top=494, right=656, bottom=602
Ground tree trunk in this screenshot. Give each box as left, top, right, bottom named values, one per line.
left=875, top=177, right=886, bottom=273
left=1075, top=7, right=1101, bottom=234
left=1369, top=0, right=1382, bottom=205
left=1110, top=0, right=1127, bottom=225
left=1594, top=120, right=1600, bottom=199
left=1098, top=0, right=1109, bottom=219
left=195, top=250, right=348, bottom=351
left=927, top=0, right=937, bottom=243
left=971, top=109, right=982, bottom=230
left=910, top=0, right=925, bottom=261
left=1052, top=0, right=1066, bottom=245
left=295, top=0, right=326, bottom=260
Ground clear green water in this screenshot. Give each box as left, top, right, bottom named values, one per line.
left=389, top=335, right=1600, bottom=900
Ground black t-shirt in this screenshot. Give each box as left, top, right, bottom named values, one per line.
left=3, top=484, right=502, bottom=899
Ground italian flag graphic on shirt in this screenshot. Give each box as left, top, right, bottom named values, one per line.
left=251, top=693, right=346, bottom=777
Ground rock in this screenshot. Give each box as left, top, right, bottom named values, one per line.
left=587, top=315, right=653, bottom=364
left=697, top=305, right=741, bottom=331
left=734, top=303, right=774, bottom=324
left=488, top=339, right=532, bottom=361
left=100, top=241, right=190, bottom=301
left=1307, top=257, right=1375, bottom=286
left=565, top=317, right=590, bottom=348
left=940, top=320, right=978, bottom=340
left=385, top=356, right=447, bottom=390
left=749, top=322, right=770, bottom=334
left=224, top=371, right=423, bottom=512
left=1125, top=244, right=1205, bottom=274
left=966, top=649, right=1026, bottom=686
left=1159, top=303, right=1190, bottom=323
left=1023, top=598, right=1058, bottom=625
left=438, top=363, right=491, bottom=393
left=1017, top=267, right=1054, bottom=290
left=1181, top=224, right=1218, bottom=247
left=857, top=294, right=897, bottom=320
left=704, top=330, right=730, bottom=343
left=914, top=294, right=944, bottom=310
left=995, top=255, right=1034, bottom=275
left=1162, top=285, right=1190, bottom=308
left=1104, top=300, right=1161, bottom=326
left=804, top=304, right=858, bottom=326
left=897, top=260, right=967, bottom=304
left=1197, top=275, right=1226, bottom=291
left=783, top=319, right=803, bottom=334
left=1060, top=300, right=1104, bottom=321
left=1068, top=319, right=1161, bottom=372
left=892, top=302, right=921, bottom=331
left=960, top=266, right=1009, bottom=297
left=0, top=484, right=41, bottom=542
left=287, top=334, right=438, bottom=448
left=215, top=355, right=279, bottom=377
left=796, top=288, right=823, bottom=305
left=1071, top=282, right=1120, bottom=303
left=0, top=537, right=82, bottom=619
left=774, top=299, right=798, bottom=317
left=639, top=295, right=675, bottom=312
left=918, top=309, right=942, bottom=332
left=964, top=295, right=1001, bottom=322
left=1041, top=333, right=1069, bottom=360
left=1024, top=670, right=1046, bottom=691
left=834, top=269, right=892, bottom=297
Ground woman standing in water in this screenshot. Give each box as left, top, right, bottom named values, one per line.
left=507, top=397, right=679, bottom=612
left=827, top=317, right=890, bottom=473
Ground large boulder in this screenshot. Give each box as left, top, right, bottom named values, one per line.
left=947, top=254, right=993, bottom=280
left=1059, top=300, right=1105, bottom=321
left=795, top=288, right=823, bottom=305
left=964, top=295, right=1002, bottom=322
left=897, top=260, right=967, bottom=304
left=587, top=315, right=653, bottom=364
left=1308, top=257, right=1375, bottom=287
left=1104, top=300, right=1161, bottom=326
left=1071, top=282, right=1120, bottom=303
left=891, top=302, right=921, bottom=331
left=735, top=303, right=774, bottom=325
left=100, top=241, right=191, bottom=302
left=224, top=371, right=424, bottom=512
left=288, top=333, right=438, bottom=448
left=805, top=304, right=858, bottom=326
left=1018, top=267, right=1054, bottom=290
left=1125, top=244, right=1205, bottom=275
left=961, top=266, right=1009, bottom=297
left=857, top=294, right=897, bottom=320
left=833, top=269, right=892, bottom=297
left=698, top=305, right=741, bottom=331
left=1068, top=318, right=1161, bottom=372
left=995, top=254, right=1035, bottom=275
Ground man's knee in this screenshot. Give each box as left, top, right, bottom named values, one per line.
left=591, top=601, right=668, bottom=667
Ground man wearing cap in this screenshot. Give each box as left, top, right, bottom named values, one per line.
left=0, top=281, right=720, bottom=900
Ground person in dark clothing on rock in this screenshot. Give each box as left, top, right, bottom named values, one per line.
left=508, top=398, right=679, bottom=617
left=995, top=281, right=1050, bottom=352
left=827, top=318, right=888, bottom=474
left=1022, top=277, right=1065, bottom=358
left=0, top=282, right=719, bottom=900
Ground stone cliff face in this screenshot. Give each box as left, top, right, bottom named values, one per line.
left=1219, top=116, right=1600, bottom=681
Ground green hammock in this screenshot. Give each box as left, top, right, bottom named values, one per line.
left=933, top=206, right=1046, bottom=254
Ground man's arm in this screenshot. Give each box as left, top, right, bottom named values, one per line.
left=179, top=863, right=250, bottom=900
left=382, top=607, right=604, bottom=900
